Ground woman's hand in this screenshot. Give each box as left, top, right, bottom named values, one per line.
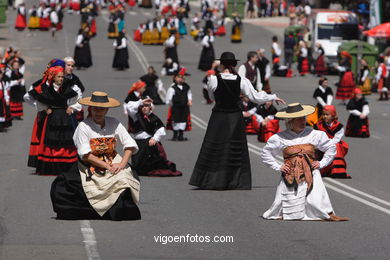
left=280, top=163, right=291, bottom=175
left=187, top=100, right=192, bottom=106
left=142, top=98, right=153, bottom=105
left=311, top=161, right=320, bottom=169
left=46, top=108, right=53, bottom=115
left=359, top=114, right=366, bottom=119
left=274, top=97, right=286, bottom=105
left=109, top=163, right=125, bottom=175
left=148, top=138, right=157, bottom=146
left=66, top=107, right=73, bottom=115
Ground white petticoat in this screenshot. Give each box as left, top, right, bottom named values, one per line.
left=263, top=170, right=334, bottom=220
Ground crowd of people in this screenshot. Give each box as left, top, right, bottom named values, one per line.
left=3, top=0, right=381, bottom=223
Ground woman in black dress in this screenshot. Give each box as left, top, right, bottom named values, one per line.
left=140, top=66, right=165, bottom=104
left=189, top=52, right=285, bottom=190
left=74, top=27, right=93, bottom=69
left=198, top=29, right=215, bottom=71
left=112, top=31, right=129, bottom=70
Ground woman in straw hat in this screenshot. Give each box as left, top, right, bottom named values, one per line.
left=261, top=103, right=349, bottom=221
left=190, top=52, right=285, bottom=190
left=51, top=92, right=141, bottom=220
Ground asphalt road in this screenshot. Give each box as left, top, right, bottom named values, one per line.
left=0, top=3, right=390, bottom=260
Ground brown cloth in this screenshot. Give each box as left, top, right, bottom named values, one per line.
left=282, top=144, right=316, bottom=195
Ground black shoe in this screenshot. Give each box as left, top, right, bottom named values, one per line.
left=178, top=130, right=188, bottom=141
left=171, top=131, right=178, bottom=141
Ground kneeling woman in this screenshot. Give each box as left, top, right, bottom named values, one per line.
left=126, top=101, right=182, bottom=177
left=51, top=92, right=141, bottom=221
left=261, top=103, right=348, bottom=221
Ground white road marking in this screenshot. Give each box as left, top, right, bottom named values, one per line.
left=372, top=135, right=381, bottom=140
left=80, top=220, right=101, bottom=260
left=108, top=10, right=390, bottom=216
left=128, top=11, right=137, bottom=15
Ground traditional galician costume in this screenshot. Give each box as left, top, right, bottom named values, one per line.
left=24, top=65, right=82, bottom=175
left=165, top=68, right=192, bottom=141
left=314, top=44, right=327, bottom=76
left=126, top=102, right=183, bottom=177
left=15, top=4, right=27, bottom=31
left=336, top=51, right=355, bottom=102
left=198, top=30, right=215, bottom=71
left=140, top=66, right=165, bottom=105
left=50, top=92, right=141, bottom=220
left=74, top=28, right=93, bottom=69
left=28, top=6, right=40, bottom=30
left=256, top=101, right=279, bottom=143
left=112, top=32, right=129, bottom=70
left=297, top=41, right=309, bottom=76
left=358, top=60, right=371, bottom=95
left=0, top=70, right=11, bottom=130
left=5, top=60, right=25, bottom=119
left=262, top=103, right=349, bottom=221
left=376, top=56, right=388, bottom=101
left=190, top=52, right=283, bottom=190
left=202, top=70, right=215, bottom=104
left=230, top=13, right=242, bottom=43
left=314, top=105, right=350, bottom=178
left=345, top=88, right=370, bottom=138
left=238, top=51, right=263, bottom=91
left=164, top=29, right=179, bottom=64
left=124, top=80, right=147, bottom=132
left=308, top=77, right=333, bottom=126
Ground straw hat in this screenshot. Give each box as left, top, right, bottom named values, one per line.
left=275, top=103, right=315, bottom=119
left=79, top=91, right=120, bottom=108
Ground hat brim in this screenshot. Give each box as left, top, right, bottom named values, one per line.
left=79, top=97, right=121, bottom=108
left=216, top=58, right=240, bottom=61
left=275, top=105, right=315, bottom=119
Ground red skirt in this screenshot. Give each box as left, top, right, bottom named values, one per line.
left=40, top=17, right=51, bottom=30
left=72, top=2, right=80, bottom=11
left=90, top=19, right=97, bottom=35
left=320, top=140, right=350, bottom=178
left=35, top=114, right=78, bottom=175
left=166, top=106, right=192, bottom=131
left=15, top=14, right=27, bottom=30
left=300, top=58, right=309, bottom=75
left=134, top=29, right=142, bottom=42
left=28, top=112, right=45, bottom=167
left=215, top=25, right=226, bottom=36
left=10, top=101, right=23, bottom=117
left=315, top=55, right=327, bottom=75
left=161, top=6, right=171, bottom=15
left=345, top=116, right=370, bottom=138
left=336, top=71, right=355, bottom=100
left=257, top=119, right=280, bottom=142
left=245, top=115, right=260, bottom=135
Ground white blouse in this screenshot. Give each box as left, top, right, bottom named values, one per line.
left=73, top=117, right=139, bottom=158
left=261, top=127, right=336, bottom=172
left=207, top=73, right=277, bottom=104
left=165, top=84, right=193, bottom=105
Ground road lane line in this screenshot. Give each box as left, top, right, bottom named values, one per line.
left=80, top=220, right=101, bottom=260
left=323, top=183, right=390, bottom=215
left=324, top=178, right=390, bottom=207
left=119, top=14, right=390, bottom=216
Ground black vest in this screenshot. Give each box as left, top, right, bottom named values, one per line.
left=172, top=83, right=190, bottom=107
left=213, top=75, right=241, bottom=112
left=244, top=62, right=257, bottom=87
left=256, top=57, right=269, bottom=84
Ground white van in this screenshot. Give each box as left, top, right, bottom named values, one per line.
left=309, top=9, right=359, bottom=69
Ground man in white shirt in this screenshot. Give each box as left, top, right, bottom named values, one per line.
left=238, top=51, right=262, bottom=91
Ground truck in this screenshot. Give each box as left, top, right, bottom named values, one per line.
left=308, top=9, right=359, bottom=71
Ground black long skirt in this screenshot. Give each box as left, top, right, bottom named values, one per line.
left=74, top=44, right=93, bottom=68
left=189, top=111, right=252, bottom=190
left=112, top=47, right=129, bottom=70
left=50, top=162, right=141, bottom=221
left=165, top=46, right=179, bottom=64
left=198, top=46, right=215, bottom=71
left=132, top=139, right=182, bottom=177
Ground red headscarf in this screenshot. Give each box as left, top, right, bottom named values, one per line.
left=206, top=70, right=215, bottom=76
left=128, top=80, right=146, bottom=94
left=353, top=87, right=362, bottom=97
left=323, top=105, right=337, bottom=117
left=47, top=66, right=64, bottom=85
left=341, top=51, right=352, bottom=63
